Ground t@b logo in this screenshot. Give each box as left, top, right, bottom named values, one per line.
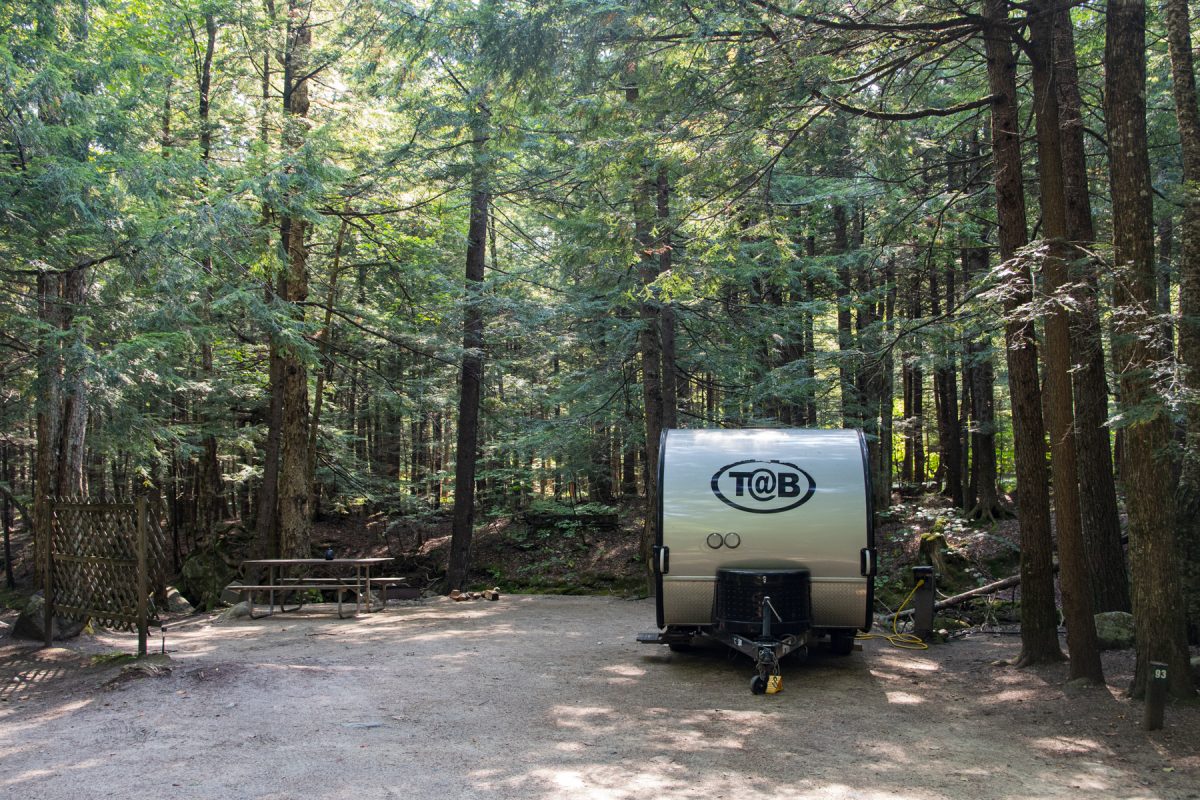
left=710, top=459, right=816, bottom=514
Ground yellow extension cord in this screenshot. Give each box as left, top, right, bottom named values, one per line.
left=856, top=578, right=930, bottom=651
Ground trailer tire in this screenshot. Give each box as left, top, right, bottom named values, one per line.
left=829, top=631, right=855, bottom=656
left=750, top=675, right=767, bottom=694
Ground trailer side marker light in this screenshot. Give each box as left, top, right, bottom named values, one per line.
left=706, top=533, right=724, bottom=549
left=724, top=532, right=741, bottom=548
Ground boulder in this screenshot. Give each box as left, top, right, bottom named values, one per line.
left=217, top=601, right=252, bottom=622
left=164, top=586, right=194, bottom=614
left=178, top=550, right=235, bottom=611
left=220, top=581, right=245, bottom=606
left=10, top=593, right=87, bottom=642
left=1094, top=611, right=1136, bottom=650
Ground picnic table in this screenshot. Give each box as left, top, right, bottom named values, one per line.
left=237, top=557, right=396, bottom=619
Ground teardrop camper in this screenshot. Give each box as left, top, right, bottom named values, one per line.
left=638, top=428, right=876, bottom=692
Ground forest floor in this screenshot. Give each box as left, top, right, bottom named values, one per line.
left=1, top=594, right=1198, bottom=800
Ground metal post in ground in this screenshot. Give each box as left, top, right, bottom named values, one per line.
left=912, top=565, right=935, bottom=641
left=1144, top=662, right=1168, bottom=731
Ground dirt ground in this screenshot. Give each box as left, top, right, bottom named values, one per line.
left=1, top=595, right=1198, bottom=800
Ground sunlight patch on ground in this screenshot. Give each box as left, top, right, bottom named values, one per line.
left=861, top=740, right=913, bottom=765
left=551, top=705, right=619, bottom=734
left=1029, top=735, right=1105, bottom=756
left=511, top=762, right=703, bottom=799
left=601, top=664, right=645, bottom=678
left=884, top=690, right=924, bottom=705
left=872, top=653, right=941, bottom=672
left=402, top=623, right=520, bottom=643
left=657, top=726, right=746, bottom=753
left=978, top=688, right=1040, bottom=704
left=0, top=768, right=57, bottom=790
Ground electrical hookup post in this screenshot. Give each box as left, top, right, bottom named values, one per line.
left=911, top=566, right=936, bottom=642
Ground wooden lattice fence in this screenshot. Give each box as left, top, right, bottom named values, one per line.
left=44, top=496, right=167, bottom=655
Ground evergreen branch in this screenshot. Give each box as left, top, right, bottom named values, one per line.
left=297, top=302, right=458, bottom=367
left=812, top=89, right=996, bottom=121
left=745, top=0, right=986, bottom=34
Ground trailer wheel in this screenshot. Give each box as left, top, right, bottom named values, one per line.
left=829, top=632, right=855, bottom=656
left=750, top=675, right=768, bottom=694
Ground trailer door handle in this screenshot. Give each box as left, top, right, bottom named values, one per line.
left=654, top=545, right=669, bottom=575
left=860, top=548, right=876, bottom=577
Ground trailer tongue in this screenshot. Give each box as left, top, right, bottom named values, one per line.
left=638, top=428, right=876, bottom=693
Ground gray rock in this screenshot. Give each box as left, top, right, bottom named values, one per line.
left=1093, top=611, right=1136, bottom=650
left=216, top=601, right=252, bottom=622
left=179, top=550, right=235, bottom=611
left=10, top=593, right=87, bottom=642
left=164, top=586, right=194, bottom=614
left=220, top=581, right=245, bottom=606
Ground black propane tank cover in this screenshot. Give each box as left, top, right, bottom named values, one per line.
left=713, top=568, right=812, bottom=638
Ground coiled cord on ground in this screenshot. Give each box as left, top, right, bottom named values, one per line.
left=856, top=579, right=930, bottom=650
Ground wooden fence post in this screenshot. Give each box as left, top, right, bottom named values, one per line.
left=43, top=500, right=53, bottom=649
left=136, top=497, right=148, bottom=657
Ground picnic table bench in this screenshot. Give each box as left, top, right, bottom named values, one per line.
left=234, top=558, right=405, bottom=619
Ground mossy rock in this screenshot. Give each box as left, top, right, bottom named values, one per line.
left=11, top=592, right=86, bottom=642
left=1094, top=611, right=1135, bottom=650
left=179, top=550, right=235, bottom=611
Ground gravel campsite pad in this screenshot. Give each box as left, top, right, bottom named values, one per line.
left=2, top=595, right=1197, bottom=800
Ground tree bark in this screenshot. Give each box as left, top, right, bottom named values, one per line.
left=195, top=12, right=222, bottom=542
left=657, top=167, right=679, bottom=431
left=447, top=105, right=490, bottom=592
left=834, top=201, right=859, bottom=429
left=1165, top=0, right=1200, bottom=646
left=1054, top=4, right=1129, bottom=614
left=34, top=266, right=89, bottom=584
left=1029, top=0, right=1104, bottom=683
left=930, top=259, right=963, bottom=506
left=1108, top=0, right=1195, bottom=697
left=275, top=0, right=313, bottom=560
left=308, top=218, right=349, bottom=512
left=983, top=0, right=1063, bottom=665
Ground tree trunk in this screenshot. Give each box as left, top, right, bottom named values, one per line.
left=1108, top=0, right=1195, bottom=697
left=657, top=167, right=679, bottom=431
left=983, top=0, right=1063, bottom=666
left=1165, top=0, right=1200, bottom=646
left=2, top=445, right=15, bottom=589
left=877, top=259, right=896, bottom=511
left=273, top=3, right=313, bottom=560
left=834, top=202, right=859, bottom=429
left=34, top=266, right=89, bottom=584
left=195, top=12, right=222, bottom=542
left=1053, top=3, right=1130, bottom=614
left=637, top=167, right=664, bottom=567
left=447, top=107, right=489, bottom=592
left=1029, top=0, right=1104, bottom=683
left=930, top=260, right=963, bottom=506
left=962, top=240, right=1007, bottom=522
left=308, top=218, right=349, bottom=511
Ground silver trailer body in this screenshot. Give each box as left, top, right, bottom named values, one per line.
left=654, top=428, right=875, bottom=635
